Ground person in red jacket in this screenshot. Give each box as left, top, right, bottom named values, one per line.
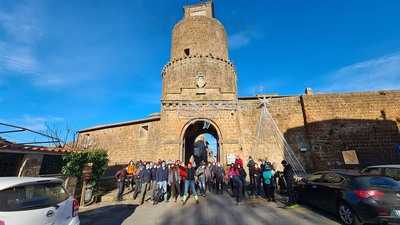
left=178, top=161, right=187, bottom=200
left=235, top=155, right=243, bottom=168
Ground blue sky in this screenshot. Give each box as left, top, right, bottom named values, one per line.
left=0, top=0, right=399, bottom=143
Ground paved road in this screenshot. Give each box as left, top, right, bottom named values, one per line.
left=80, top=193, right=341, bottom=225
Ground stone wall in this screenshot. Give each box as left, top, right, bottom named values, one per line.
left=161, top=56, right=237, bottom=101
left=238, top=96, right=309, bottom=171
left=296, top=91, right=400, bottom=170
left=79, top=118, right=161, bottom=165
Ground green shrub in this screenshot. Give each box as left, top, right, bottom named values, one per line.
left=62, top=148, right=109, bottom=187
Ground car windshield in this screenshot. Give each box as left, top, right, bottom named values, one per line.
left=354, top=176, right=400, bottom=189
left=0, top=181, right=69, bottom=211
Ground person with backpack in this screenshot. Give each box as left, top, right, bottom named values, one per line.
left=262, top=163, right=276, bottom=202
left=183, top=162, right=199, bottom=204
left=156, top=161, right=169, bottom=203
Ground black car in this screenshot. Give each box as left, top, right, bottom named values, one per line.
left=295, top=170, right=400, bottom=225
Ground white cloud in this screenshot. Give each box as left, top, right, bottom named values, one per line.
left=228, top=30, right=262, bottom=50
left=16, top=115, right=64, bottom=131
left=320, top=52, right=400, bottom=92
left=0, top=1, right=71, bottom=88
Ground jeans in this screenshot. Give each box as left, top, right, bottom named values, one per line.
left=139, top=182, right=150, bottom=205
left=232, top=176, right=243, bottom=203
left=215, top=176, right=224, bottom=194
left=133, top=180, right=142, bottom=199
left=286, top=180, right=295, bottom=204
left=184, top=180, right=197, bottom=197
left=198, top=176, right=206, bottom=195
left=158, top=181, right=168, bottom=202
left=170, top=182, right=180, bottom=200
left=116, top=180, right=125, bottom=201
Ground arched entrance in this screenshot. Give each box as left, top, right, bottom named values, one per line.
left=181, top=119, right=222, bottom=165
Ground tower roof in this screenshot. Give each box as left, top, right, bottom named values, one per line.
left=183, top=1, right=214, bottom=18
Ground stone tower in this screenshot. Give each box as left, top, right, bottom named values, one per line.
left=162, top=1, right=237, bottom=101
left=159, top=1, right=241, bottom=164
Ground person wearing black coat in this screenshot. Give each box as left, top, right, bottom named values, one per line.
left=247, top=156, right=256, bottom=196
left=238, top=163, right=247, bottom=197
left=282, top=160, right=296, bottom=205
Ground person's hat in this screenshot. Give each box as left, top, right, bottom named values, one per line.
left=281, top=160, right=287, bottom=165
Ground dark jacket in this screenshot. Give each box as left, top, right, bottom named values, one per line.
left=156, top=167, right=168, bottom=182
left=247, top=159, right=256, bottom=173
left=283, top=164, right=295, bottom=183
left=139, top=168, right=151, bottom=183
left=168, top=168, right=180, bottom=184
left=115, top=168, right=127, bottom=181
left=239, top=168, right=247, bottom=179
left=214, top=166, right=225, bottom=179
left=150, top=167, right=157, bottom=181
left=186, top=167, right=196, bottom=181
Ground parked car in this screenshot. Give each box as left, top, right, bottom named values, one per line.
left=296, top=170, right=400, bottom=225
left=362, top=165, right=400, bottom=181
left=0, top=177, right=80, bottom=225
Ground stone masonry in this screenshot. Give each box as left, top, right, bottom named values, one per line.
left=78, top=1, right=400, bottom=171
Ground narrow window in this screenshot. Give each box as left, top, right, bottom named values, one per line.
left=184, top=48, right=190, bottom=56
left=139, top=125, right=149, bottom=138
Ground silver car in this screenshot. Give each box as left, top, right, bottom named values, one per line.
left=361, top=164, right=400, bottom=181
left=0, top=177, right=80, bottom=225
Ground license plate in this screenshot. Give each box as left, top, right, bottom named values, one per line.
left=391, top=209, right=400, bottom=217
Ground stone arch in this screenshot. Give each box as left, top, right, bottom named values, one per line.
left=180, top=118, right=223, bottom=165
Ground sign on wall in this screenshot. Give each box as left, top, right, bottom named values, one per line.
left=342, top=150, right=359, bottom=165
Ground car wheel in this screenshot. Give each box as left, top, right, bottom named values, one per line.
left=338, top=203, right=361, bottom=225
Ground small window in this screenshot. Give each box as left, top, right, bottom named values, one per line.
left=139, top=125, right=149, bottom=138
left=184, top=48, right=190, bottom=56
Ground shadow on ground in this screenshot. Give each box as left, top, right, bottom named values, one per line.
left=80, top=204, right=138, bottom=225
left=158, top=193, right=340, bottom=225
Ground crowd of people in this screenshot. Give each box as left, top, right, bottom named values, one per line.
left=114, top=155, right=296, bottom=206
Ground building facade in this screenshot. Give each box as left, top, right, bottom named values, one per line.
left=78, top=2, right=400, bottom=171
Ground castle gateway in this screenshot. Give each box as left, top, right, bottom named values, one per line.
left=78, top=2, right=400, bottom=171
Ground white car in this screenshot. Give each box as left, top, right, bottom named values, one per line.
left=0, top=177, right=80, bottom=225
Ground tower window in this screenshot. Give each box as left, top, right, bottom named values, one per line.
left=184, top=48, right=190, bottom=56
